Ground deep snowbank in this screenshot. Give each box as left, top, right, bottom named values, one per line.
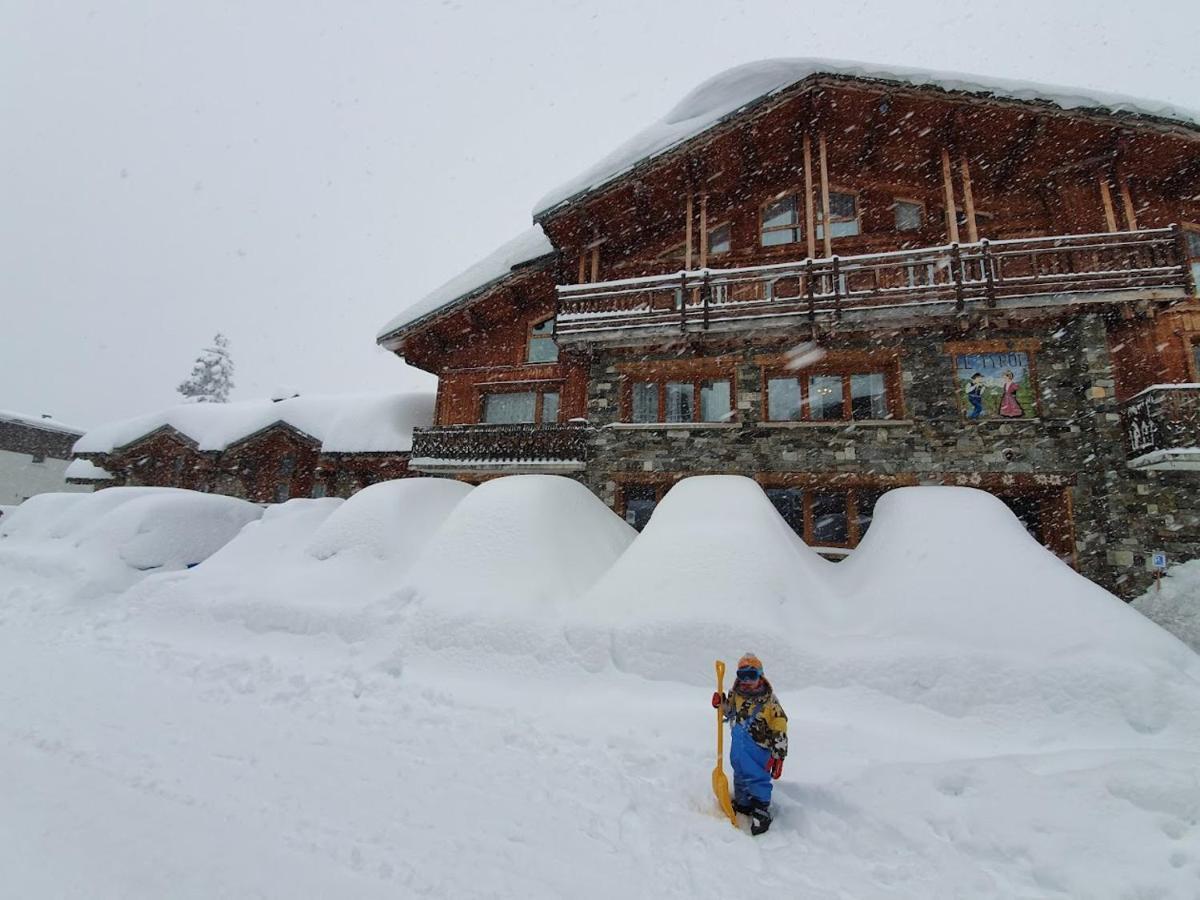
left=1134, top=558, right=1200, bottom=653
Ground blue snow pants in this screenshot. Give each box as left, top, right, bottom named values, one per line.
left=730, top=721, right=773, bottom=806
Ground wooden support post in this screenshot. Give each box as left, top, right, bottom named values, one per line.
left=1118, top=177, right=1137, bottom=230
left=577, top=253, right=587, bottom=284
left=941, top=147, right=960, bottom=244
left=701, top=270, right=711, bottom=330
left=685, top=194, right=694, bottom=270
left=590, top=246, right=600, bottom=283
left=950, top=243, right=965, bottom=312
left=698, top=194, right=708, bottom=269
left=803, top=133, right=817, bottom=260
left=959, top=157, right=979, bottom=242
left=818, top=133, right=833, bottom=258
left=805, top=258, right=816, bottom=323
left=831, top=255, right=842, bottom=320
left=1097, top=176, right=1118, bottom=232
left=981, top=239, right=996, bottom=307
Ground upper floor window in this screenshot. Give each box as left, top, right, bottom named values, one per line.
left=816, top=192, right=860, bottom=239
left=527, top=317, right=559, bottom=363
left=708, top=223, right=732, bottom=256
left=629, top=377, right=733, bottom=424
left=765, top=371, right=892, bottom=421
left=894, top=200, right=924, bottom=232
left=482, top=388, right=560, bottom=425
left=761, top=195, right=801, bottom=247
left=1184, top=227, right=1200, bottom=296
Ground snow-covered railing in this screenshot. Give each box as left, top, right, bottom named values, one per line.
left=556, top=227, right=1192, bottom=338
left=410, top=423, right=590, bottom=467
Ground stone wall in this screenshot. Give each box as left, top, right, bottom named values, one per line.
left=577, top=313, right=1199, bottom=598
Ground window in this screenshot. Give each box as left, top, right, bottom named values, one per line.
left=816, top=192, right=860, bottom=239
left=765, top=485, right=884, bottom=548
left=623, top=484, right=662, bottom=530
left=279, top=454, right=295, bottom=476
left=761, top=195, right=800, bottom=247
left=764, top=370, right=892, bottom=422
left=30, top=452, right=46, bottom=464
left=481, top=389, right=559, bottom=425
left=767, top=377, right=803, bottom=421
left=527, top=317, right=559, bottom=363
left=542, top=391, right=560, bottom=424
left=1185, top=228, right=1200, bottom=296
left=708, top=223, right=732, bottom=256
left=894, top=200, right=923, bottom=232
left=626, top=376, right=733, bottom=423
left=311, top=482, right=327, bottom=499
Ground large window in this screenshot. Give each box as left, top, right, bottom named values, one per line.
left=481, top=389, right=560, bottom=424
left=816, top=192, right=860, bottom=239
left=761, top=195, right=801, bottom=247
left=527, top=317, right=559, bottom=363
left=765, top=371, right=892, bottom=421
left=764, top=486, right=883, bottom=548
left=627, top=377, right=733, bottom=423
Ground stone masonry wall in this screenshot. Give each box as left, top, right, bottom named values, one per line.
left=577, top=313, right=1199, bottom=598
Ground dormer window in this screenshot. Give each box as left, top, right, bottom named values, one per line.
left=761, top=195, right=801, bottom=247
left=527, top=317, right=558, bottom=363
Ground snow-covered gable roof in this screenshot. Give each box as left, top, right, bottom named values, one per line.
left=73, top=392, right=436, bottom=456
left=0, top=409, right=83, bottom=436
left=533, top=58, right=1200, bottom=218
left=376, top=225, right=555, bottom=344
left=64, top=458, right=114, bottom=481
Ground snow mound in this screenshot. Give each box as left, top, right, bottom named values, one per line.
left=306, top=478, right=473, bottom=564
left=376, top=225, right=554, bottom=341
left=1134, top=558, right=1200, bottom=653
left=0, top=491, right=92, bottom=540
left=574, top=475, right=836, bottom=681
left=534, top=58, right=1200, bottom=216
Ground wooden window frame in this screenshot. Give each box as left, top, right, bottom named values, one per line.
left=892, top=197, right=925, bottom=232
left=478, top=384, right=561, bottom=425
left=616, top=481, right=672, bottom=529
left=758, top=481, right=888, bottom=549
left=816, top=187, right=861, bottom=241
left=618, top=358, right=739, bottom=424
left=759, top=352, right=902, bottom=422
left=760, top=192, right=802, bottom=247
left=526, top=316, right=559, bottom=364
left=707, top=221, right=733, bottom=257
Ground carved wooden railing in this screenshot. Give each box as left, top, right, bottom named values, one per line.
left=1123, top=384, right=1200, bottom=464
left=557, top=227, right=1192, bottom=338
left=409, top=423, right=590, bottom=465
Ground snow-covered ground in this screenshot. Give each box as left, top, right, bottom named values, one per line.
left=1, top=477, right=1198, bottom=898
left=1135, top=558, right=1200, bottom=654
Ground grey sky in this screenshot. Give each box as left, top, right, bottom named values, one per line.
left=3, top=0, right=1196, bottom=428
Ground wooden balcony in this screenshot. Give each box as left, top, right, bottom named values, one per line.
left=556, top=228, right=1193, bottom=343
left=409, top=423, right=590, bottom=473
left=1123, top=385, right=1200, bottom=470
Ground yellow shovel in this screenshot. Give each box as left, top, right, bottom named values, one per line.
left=712, top=660, right=737, bottom=826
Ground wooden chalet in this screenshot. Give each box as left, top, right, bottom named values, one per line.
left=378, top=61, right=1200, bottom=597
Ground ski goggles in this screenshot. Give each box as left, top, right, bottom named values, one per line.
left=736, top=667, right=761, bottom=681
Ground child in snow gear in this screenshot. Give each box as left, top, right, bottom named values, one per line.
left=711, top=653, right=787, bottom=835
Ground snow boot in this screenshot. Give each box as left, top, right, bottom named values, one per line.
left=750, top=802, right=772, bottom=836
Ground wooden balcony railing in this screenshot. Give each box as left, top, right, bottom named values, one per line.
left=557, top=227, right=1192, bottom=340
left=409, top=423, right=590, bottom=470
left=1123, top=384, right=1200, bottom=469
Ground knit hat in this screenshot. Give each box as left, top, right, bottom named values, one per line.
left=737, top=653, right=763, bottom=673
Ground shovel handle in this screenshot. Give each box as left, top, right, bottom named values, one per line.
left=714, top=659, right=725, bottom=762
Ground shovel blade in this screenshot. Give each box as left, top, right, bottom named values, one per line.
left=712, top=764, right=737, bottom=825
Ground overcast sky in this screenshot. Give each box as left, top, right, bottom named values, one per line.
left=3, top=0, right=1197, bottom=428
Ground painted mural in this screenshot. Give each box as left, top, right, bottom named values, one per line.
left=955, top=351, right=1034, bottom=419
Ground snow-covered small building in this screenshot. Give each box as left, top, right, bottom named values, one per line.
left=378, top=59, right=1200, bottom=598
left=0, top=409, right=89, bottom=504
left=72, top=392, right=435, bottom=502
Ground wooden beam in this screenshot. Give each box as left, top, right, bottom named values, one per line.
left=959, top=157, right=979, bottom=242
left=941, top=146, right=960, bottom=244
left=803, top=133, right=816, bottom=260
left=684, top=193, right=694, bottom=270
left=1118, top=177, right=1137, bottom=230
left=698, top=193, right=708, bottom=268
left=818, top=133, right=832, bottom=258
left=1097, top=176, right=1118, bottom=232
left=577, top=253, right=586, bottom=284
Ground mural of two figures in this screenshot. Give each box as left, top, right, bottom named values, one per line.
left=956, top=351, right=1033, bottom=419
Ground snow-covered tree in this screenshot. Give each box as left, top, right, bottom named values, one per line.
left=177, top=333, right=235, bottom=403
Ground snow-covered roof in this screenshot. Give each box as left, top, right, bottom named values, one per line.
left=73, top=392, right=436, bottom=456
left=377, top=225, right=555, bottom=343
left=534, top=58, right=1200, bottom=217
left=64, top=458, right=114, bottom=481
left=0, top=408, right=83, bottom=436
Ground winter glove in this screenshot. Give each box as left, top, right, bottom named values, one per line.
left=767, top=757, right=784, bottom=780
left=711, top=691, right=725, bottom=709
